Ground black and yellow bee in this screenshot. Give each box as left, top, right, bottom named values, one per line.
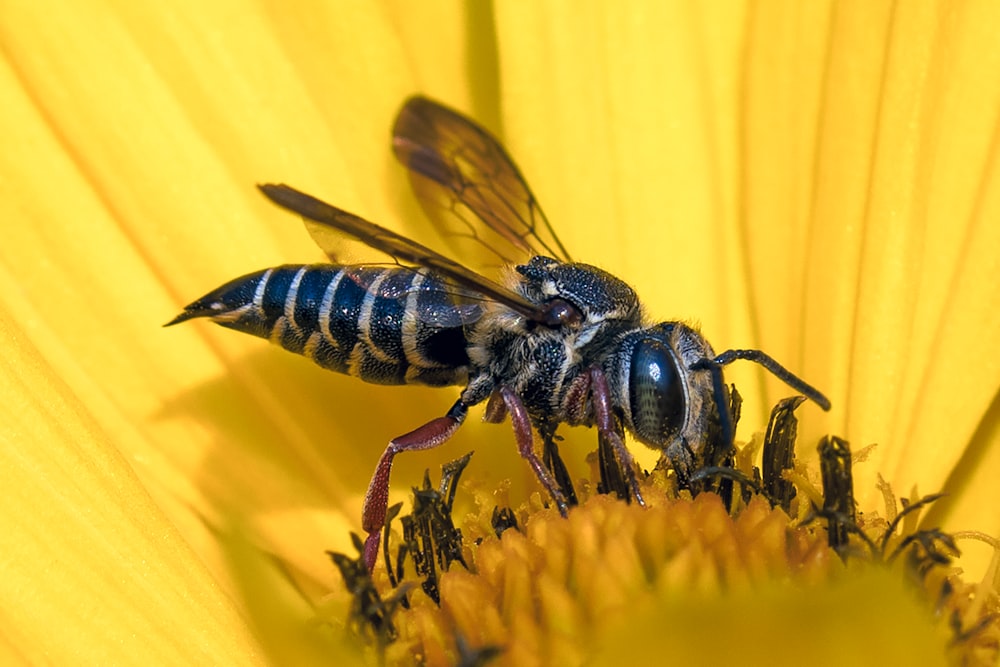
left=169, top=97, right=830, bottom=569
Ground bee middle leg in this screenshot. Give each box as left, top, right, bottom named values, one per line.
left=497, top=387, right=570, bottom=517
left=486, top=394, right=578, bottom=506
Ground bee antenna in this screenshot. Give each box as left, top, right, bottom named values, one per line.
left=707, top=349, right=832, bottom=411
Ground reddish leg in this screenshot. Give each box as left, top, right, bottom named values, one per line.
left=362, top=400, right=467, bottom=570
left=589, top=367, right=645, bottom=507
left=499, top=387, right=569, bottom=516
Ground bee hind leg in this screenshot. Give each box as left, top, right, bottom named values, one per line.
left=361, top=399, right=467, bottom=571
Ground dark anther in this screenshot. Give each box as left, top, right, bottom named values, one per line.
left=491, top=506, right=520, bottom=537
left=761, top=396, right=805, bottom=512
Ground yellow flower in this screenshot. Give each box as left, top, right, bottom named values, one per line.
left=1, top=1, right=997, bottom=664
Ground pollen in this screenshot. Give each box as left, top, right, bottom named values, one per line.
left=328, top=417, right=1000, bottom=667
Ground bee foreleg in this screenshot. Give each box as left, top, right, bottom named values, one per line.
left=589, top=367, right=646, bottom=507
left=498, top=387, right=570, bottom=517
left=361, top=399, right=468, bottom=571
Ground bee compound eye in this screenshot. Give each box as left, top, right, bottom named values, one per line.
left=629, top=337, right=685, bottom=444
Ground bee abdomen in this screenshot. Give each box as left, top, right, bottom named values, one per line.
left=169, top=264, right=472, bottom=386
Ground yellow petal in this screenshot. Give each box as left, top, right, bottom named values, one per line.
left=0, top=299, right=263, bottom=662
left=3, top=1, right=997, bottom=660
left=494, top=0, right=752, bottom=394
left=492, top=2, right=1000, bottom=579
left=793, top=2, right=1000, bottom=576
left=0, top=1, right=467, bottom=659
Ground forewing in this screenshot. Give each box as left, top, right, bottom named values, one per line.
left=392, top=96, right=572, bottom=267
left=258, top=183, right=541, bottom=321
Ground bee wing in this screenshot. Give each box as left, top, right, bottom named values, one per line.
left=392, top=96, right=572, bottom=267
left=258, top=183, right=542, bottom=321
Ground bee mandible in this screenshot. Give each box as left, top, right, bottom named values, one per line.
left=169, top=97, right=831, bottom=570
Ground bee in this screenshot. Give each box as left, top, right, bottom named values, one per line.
left=169, top=97, right=831, bottom=569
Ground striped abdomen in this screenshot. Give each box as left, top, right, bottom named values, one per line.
left=169, top=264, right=477, bottom=386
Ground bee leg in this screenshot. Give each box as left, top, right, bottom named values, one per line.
left=361, top=399, right=468, bottom=571
left=498, top=387, right=570, bottom=517
left=589, top=367, right=646, bottom=507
